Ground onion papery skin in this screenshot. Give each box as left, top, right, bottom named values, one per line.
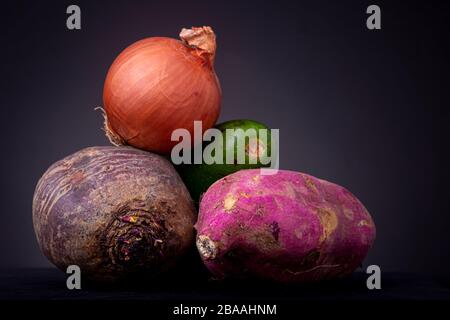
left=103, top=31, right=222, bottom=154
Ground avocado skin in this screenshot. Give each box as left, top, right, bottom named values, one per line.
left=176, top=119, right=271, bottom=207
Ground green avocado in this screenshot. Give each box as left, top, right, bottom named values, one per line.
left=176, top=119, right=272, bottom=207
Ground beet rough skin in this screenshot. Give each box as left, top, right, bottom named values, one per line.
left=33, top=146, right=195, bottom=281
left=196, top=169, right=376, bottom=283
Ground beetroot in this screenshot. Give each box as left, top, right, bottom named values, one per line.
left=33, top=146, right=195, bottom=281
left=195, top=169, right=376, bottom=283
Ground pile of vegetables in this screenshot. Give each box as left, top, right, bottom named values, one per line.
left=33, top=26, right=375, bottom=283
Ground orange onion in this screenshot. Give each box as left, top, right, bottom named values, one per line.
left=102, top=26, right=222, bottom=154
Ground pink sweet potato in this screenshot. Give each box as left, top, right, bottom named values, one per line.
left=195, top=169, right=376, bottom=283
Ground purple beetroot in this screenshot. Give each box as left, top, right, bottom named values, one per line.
left=33, top=146, right=195, bottom=281
left=195, top=169, right=376, bottom=283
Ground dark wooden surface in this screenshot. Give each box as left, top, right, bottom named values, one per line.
left=0, top=268, right=449, bottom=301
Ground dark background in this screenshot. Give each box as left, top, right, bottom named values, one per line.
left=0, top=0, right=448, bottom=280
